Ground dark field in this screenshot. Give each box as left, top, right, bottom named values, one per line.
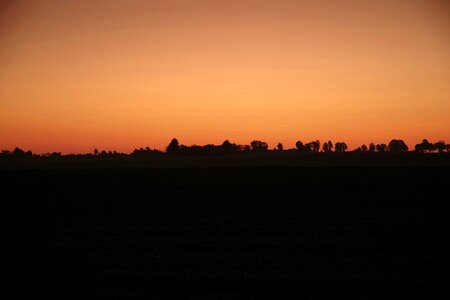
left=2, top=166, right=450, bottom=298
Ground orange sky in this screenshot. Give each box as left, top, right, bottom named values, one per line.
left=1, top=0, right=449, bottom=153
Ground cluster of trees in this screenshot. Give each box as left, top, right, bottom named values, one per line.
left=167, top=139, right=251, bottom=155
left=1, top=147, right=34, bottom=158
left=2, top=139, right=449, bottom=158
left=414, top=139, right=449, bottom=153
left=294, top=140, right=348, bottom=153
left=164, top=138, right=449, bottom=155
left=353, top=140, right=408, bottom=153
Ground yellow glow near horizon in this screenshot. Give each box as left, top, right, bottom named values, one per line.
left=1, top=0, right=449, bottom=153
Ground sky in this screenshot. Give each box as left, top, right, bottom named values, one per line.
left=1, top=0, right=449, bottom=153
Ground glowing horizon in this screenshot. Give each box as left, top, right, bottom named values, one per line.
left=1, top=0, right=449, bottom=154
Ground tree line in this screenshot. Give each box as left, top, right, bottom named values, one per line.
left=1, top=138, right=449, bottom=158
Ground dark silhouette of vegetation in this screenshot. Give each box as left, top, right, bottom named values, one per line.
left=12, top=147, right=33, bottom=157
left=414, top=139, right=449, bottom=153
left=388, top=139, right=408, bottom=152
left=219, top=140, right=241, bottom=154
left=323, top=141, right=333, bottom=152
left=354, top=144, right=368, bottom=152
left=295, top=141, right=304, bottom=151
left=0, top=147, right=33, bottom=158
left=415, top=139, right=433, bottom=153
left=2, top=138, right=449, bottom=160
left=250, top=140, right=269, bottom=152
left=306, top=140, right=321, bottom=153
left=376, top=143, right=388, bottom=152
left=434, top=141, right=446, bottom=153
left=132, top=147, right=163, bottom=157
left=166, top=138, right=180, bottom=155
left=334, top=142, right=348, bottom=153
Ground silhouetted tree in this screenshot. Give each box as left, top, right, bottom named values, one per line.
left=221, top=140, right=232, bottom=152
left=360, top=144, right=368, bottom=152
left=94, top=149, right=99, bottom=156
left=376, top=144, right=388, bottom=152
left=422, top=139, right=433, bottom=152
left=415, top=139, right=433, bottom=153
left=369, top=143, right=375, bottom=152
left=334, top=142, right=348, bottom=153
left=12, top=147, right=27, bottom=157
left=307, top=140, right=320, bottom=153
left=323, top=142, right=329, bottom=152
left=217, top=140, right=239, bottom=154
left=132, top=147, right=162, bottom=157
left=434, top=141, right=446, bottom=153
left=304, top=143, right=312, bottom=152
left=166, top=138, right=180, bottom=155
left=277, top=143, right=283, bottom=151
left=295, top=141, right=304, bottom=151
left=49, top=152, right=62, bottom=158
left=388, top=139, right=408, bottom=152
left=250, top=140, right=268, bottom=151
left=327, top=141, right=333, bottom=152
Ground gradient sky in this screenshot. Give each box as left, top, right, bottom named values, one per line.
left=1, top=0, right=449, bottom=153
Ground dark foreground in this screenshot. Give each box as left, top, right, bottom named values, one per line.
left=2, top=167, right=450, bottom=298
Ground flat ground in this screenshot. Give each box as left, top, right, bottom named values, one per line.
left=2, top=166, right=450, bottom=298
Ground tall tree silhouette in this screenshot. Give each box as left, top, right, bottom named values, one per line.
left=295, top=141, right=304, bottom=152
left=166, top=138, right=180, bottom=155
